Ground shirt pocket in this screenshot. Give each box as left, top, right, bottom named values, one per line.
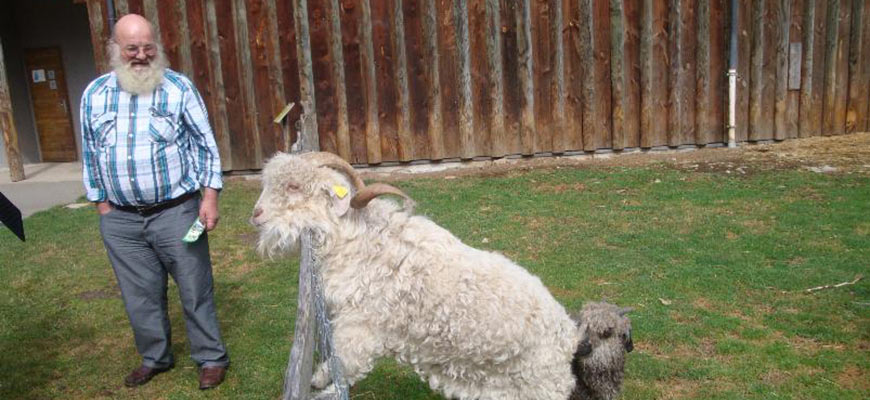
left=148, top=108, right=180, bottom=143
left=90, top=112, right=117, bottom=149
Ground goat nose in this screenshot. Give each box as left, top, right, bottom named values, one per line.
left=253, top=207, right=263, bottom=218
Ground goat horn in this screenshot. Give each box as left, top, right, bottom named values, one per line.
left=301, top=152, right=365, bottom=190
left=618, top=307, right=634, bottom=316
left=351, top=183, right=415, bottom=209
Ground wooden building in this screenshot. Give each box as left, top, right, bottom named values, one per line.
left=3, top=0, right=870, bottom=174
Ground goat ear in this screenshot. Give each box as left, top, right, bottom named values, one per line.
left=327, top=184, right=351, bottom=217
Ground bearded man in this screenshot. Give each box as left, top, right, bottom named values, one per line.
left=80, top=14, right=229, bottom=390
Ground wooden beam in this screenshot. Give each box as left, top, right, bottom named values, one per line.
left=85, top=0, right=109, bottom=73
left=423, top=0, right=444, bottom=159
left=455, top=0, right=475, bottom=159
left=0, top=38, right=24, bottom=181
left=391, top=0, right=414, bottom=161
left=326, top=0, right=350, bottom=160
left=293, top=0, right=319, bottom=151
left=516, top=0, right=535, bottom=154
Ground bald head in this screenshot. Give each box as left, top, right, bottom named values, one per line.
left=113, top=14, right=155, bottom=43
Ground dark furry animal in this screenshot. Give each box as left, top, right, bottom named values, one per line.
left=569, top=302, right=633, bottom=400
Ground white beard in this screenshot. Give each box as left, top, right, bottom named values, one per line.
left=110, top=46, right=169, bottom=95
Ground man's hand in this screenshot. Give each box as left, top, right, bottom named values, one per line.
left=199, top=188, right=220, bottom=231
left=96, top=201, right=113, bottom=215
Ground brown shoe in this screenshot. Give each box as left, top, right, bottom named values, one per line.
left=124, top=364, right=174, bottom=387
left=198, top=366, right=227, bottom=390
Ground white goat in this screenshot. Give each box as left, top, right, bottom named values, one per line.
left=252, top=152, right=587, bottom=400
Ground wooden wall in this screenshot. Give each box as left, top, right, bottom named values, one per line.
left=84, top=0, right=870, bottom=170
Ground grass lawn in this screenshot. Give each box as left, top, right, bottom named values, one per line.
left=1, top=160, right=868, bottom=399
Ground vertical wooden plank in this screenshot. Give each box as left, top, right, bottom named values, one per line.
left=143, top=0, right=160, bottom=38
left=749, top=0, right=776, bottom=141
left=562, top=0, right=584, bottom=151
left=264, top=0, right=287, bottom=154
left=115, top=0, right=130, bottom=16
left=421, top=0, right=446, bottom=159
left=483, top=0, right=506, bottom=155
left=735, top=0, right=751, bottom=142
left=515, top=0, right=536, bottom=154
left=530, top=0, right=551, bottom=153
left=294, top=0, right=319, bottom=151
left=127, top=0, right=145, bottom=16
left=435, top=0, right=460, bottom=158
left=245, top=0, right=283, bottom=160
left=307, top=0, right=338, bottom=156
left=578, top=0, right=610, bottom=150
left=668, top=0, right=696, bottom=146
left=640, top=0, right=668, bottom=147
left=773, top=0, right=792, bottom=140
left=469, top=0, right=491, bottom=156
left=186, top=0, right=223, bottom=166
left=361, top=0, right=381, bottom=162
left=799, top=0, right=825, bottom=137
left=276, top=0, right=301, bottom=129
left=156, top=0, right=181, bottom=70
left=202, top=0, right=232, bottom=169
left=403, top=0, right=433, bottom=159
left=549, top=0, right=566, bottom=152
left=613, top=0, right=642, bottom=149
left=176, top=0, right=194, bottom=76
left=623, top=1, right=642, bottom=148
left=326, top=0, right=350, bottom=160
left=213, top=0, right=254, bottom=168
left=822, top=0, right=850, bottom=136
left=696, top=0, right=727, bottom=145
left=500, top=0, right=523, bottom=155
left=86, top=0, right=109, bottom=74
left=784, top=0, right=803, bottom=139
left=454, top=0, right=476, bottom=158
left=610, top=0, right=626, bottom=150
left=371, top=0, right=399, bottom=161
left=0, top=38, right=25, bottom=181
left=339, top=0, right=368, bottom=162
left=391, top=0, right=415, bottom=160
left=846, top=0, right=870, bottom=133
left=233, top=0, right=262, bottom=166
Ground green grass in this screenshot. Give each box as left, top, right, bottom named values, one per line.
left=1, top=164, right=868, bottom=399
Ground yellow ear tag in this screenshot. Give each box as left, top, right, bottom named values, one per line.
left=332, top=185, right=349, bottom=199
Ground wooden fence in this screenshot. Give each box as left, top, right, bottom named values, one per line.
left=83, top=0, right=870, bottom=170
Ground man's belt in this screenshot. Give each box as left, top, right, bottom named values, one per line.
left=111, top=191, right=199, bottom=216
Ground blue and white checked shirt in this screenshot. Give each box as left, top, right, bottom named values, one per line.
left=81, top=69, right=222, bottom=206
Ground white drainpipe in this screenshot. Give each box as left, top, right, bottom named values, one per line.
left=727, top=0, right=738, bottom=148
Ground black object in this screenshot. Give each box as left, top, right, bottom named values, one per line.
left=0, top=191, right=25, bottom=241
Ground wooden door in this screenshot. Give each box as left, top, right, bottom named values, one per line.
left=24, top=47, right=77, bottom=162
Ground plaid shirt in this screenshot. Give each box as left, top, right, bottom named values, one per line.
left=80, top=69, right=222, bottom=206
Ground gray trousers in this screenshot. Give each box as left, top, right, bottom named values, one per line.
left=100, top=194, right=230, bottom=369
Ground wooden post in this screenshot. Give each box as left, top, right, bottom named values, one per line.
left=282, top=231, right=316, bottom=400
left=0, top=38, right=25, bottom=182
left=293, top=0, right=319, bottom=152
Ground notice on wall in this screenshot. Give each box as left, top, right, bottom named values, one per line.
left=47, top=70, right=55, bottom=80
left=32, top=69, right=46, bottom=83
left=49, top=80, right=57, bottom=90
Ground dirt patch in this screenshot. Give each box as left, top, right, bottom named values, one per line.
left=836, top=365, right=870, bottom=391
left=360, top=133, right=870, bottom=182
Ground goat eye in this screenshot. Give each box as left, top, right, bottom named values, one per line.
left=286, top=182, right=301, bottom=191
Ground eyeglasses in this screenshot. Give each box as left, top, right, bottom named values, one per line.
left=122, top=44, right=157, bottom=57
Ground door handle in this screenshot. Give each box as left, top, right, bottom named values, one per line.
left=60, top=99, right=67, bottom=114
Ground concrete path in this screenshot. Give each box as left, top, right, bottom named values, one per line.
left=0, top=162, right=85, bottom=218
